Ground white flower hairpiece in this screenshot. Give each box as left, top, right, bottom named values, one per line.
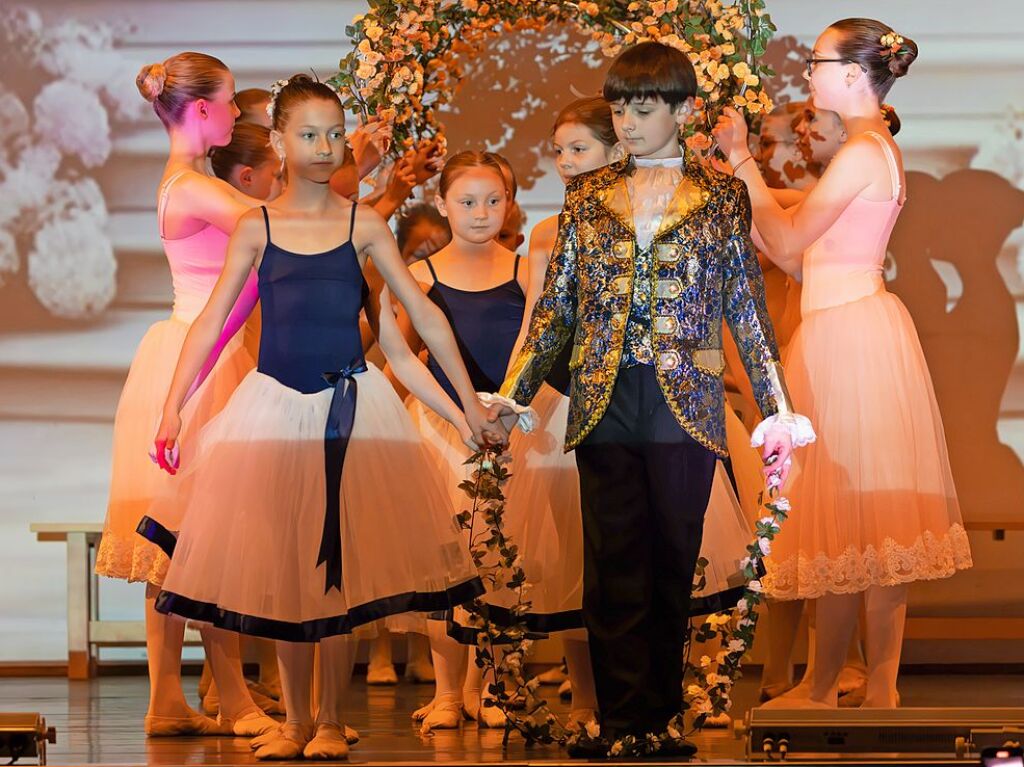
left=879, top=32, right=907, bottom=59
left=265, top=77, right=344, bottom=120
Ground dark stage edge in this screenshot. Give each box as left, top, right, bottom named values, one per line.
left=1, top=673, right=1021, bottom=765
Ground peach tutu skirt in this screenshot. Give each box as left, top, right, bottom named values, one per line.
left=95, top=316, right=253, bottom=585
left=409, top=383, right=755, bottom=628
left=765, top=289, right=973, bottom=600
left=152, top=365, right=482, bottom=641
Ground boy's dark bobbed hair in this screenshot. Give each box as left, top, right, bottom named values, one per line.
left=603, top=41, right=697, bottom=108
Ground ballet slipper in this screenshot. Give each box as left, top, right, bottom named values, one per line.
left=838, top=665, right=868, bottom=695
left=143, top=711, right=223, bottom=737
left=254, top=723, right=312, bottom=761
left=467, top=700, right=507, bottom=729
left=344, top=725, right=360, bottom=745
left=419, top=699, right=463, bottom=733
left=557, top=677, right=572, bottom=701
left=759, top=693, right=834, bottom=711
left=536, top=664, right=568, bottom=685
left=221, top=710, right=281, bottom=737
left=702, top=711, right=732, bottom=728
left=250, top=725, right=282, bottom=751
left=303, top=722, right=350, bottom=760
left=411, top=698, right=435, bottom=722
left=404, top=659, right=436, bottom=683
left=838, top=683, right=867, bottom=708
left=366, top=662, right=399, bottom=686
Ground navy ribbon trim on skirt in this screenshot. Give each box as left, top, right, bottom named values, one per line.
left=154, top=577, right=486, bottom=643
left=136, top=515, right=177, bottom=559
left=318, top=359, right=368, bottom=594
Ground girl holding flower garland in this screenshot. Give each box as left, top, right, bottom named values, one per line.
left=95, top=51, right=279, bottom=738
left=715, top=18, right=972, bottom=708
left=149, top=74, right=500, bottom=760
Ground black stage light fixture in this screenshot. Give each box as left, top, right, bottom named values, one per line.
left=0, top=714, right=57, bottom=765
left=735, top=707, right=1024, bottom=761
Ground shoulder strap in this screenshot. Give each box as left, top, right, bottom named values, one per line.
left=260, top=206, right=271, bottom=242
left=424, top=257, right=439, bottom=284
left=347, top=202, right=358, bottom=243
left=157, top=170, right=190, bottom=239
left=864, top=131, right=901, bottom=201
left=512, top=254, right=521, bottom=281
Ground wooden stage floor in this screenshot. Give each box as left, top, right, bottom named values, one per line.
left=1, top=671, right=1022, bottom=765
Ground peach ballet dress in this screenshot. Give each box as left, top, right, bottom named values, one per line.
left=764, top=133, right=972, bottom=600
left=95, top=171, right=253, bottom=585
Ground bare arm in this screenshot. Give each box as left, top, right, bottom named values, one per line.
left=153, top=209, right=264, bottom=472
left=169, top=171, right=262, bottom=236
left=356, top=206, right=502, bottom=446
left=506, top=215, right=557, bottom=374
left=375, top=285, right=472, bottom=446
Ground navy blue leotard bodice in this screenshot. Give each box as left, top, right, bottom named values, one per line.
left=424, top=256, right=526, bottom=410
left=256, top=205, right=368, bottom=392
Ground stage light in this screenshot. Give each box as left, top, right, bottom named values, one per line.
left=0, top=714, right=57, bottom=765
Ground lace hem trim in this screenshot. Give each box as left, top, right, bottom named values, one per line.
left=764, top=523, right=973, bottom=600
left=94, top=531, right=170, bottom=586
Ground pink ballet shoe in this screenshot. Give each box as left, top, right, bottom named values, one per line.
left=366, top=662, right=399, bottom=685
left=250, top=722, right=357, bottom=751
left=558, top=678, right=572, bottom=701
left=249, top=687, right=286, bottom=715
left=411, top=698, right=435, bottom=722
left=837, top=665, right=868, bottom=695
left=536, top=664, right=568, bottom=686
left=254, top=723, right=313, bottom=761
left=419, top=699, right=463, bottom=733
left=143, top=710, right=223, bottom=737
left=220, top=710, right=280, bottom=737
left=464, top=698, right=507, bottom=729
left=248, top=679, right=282, bottom=701
left=404, top=659, right=436, bottom=684
left=303, top=722, right=350, bottom=760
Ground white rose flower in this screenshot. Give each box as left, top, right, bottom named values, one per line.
left=0, top=228, right=18, bottom=287
left=748, top=579, right=764, bottom=593
left=27, top=211, right=116, bottom=317
left=736, top=598, right=749, bottom=614
left=758, top=537, right=771, bottom=556
left=727, top=638, right=745, bottom=654
left=34, top=79, right=111, bottom=167
left=695, top=698, right=714, bottom=715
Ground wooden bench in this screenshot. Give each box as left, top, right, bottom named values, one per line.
left=29, top=523, right=199, bottom=679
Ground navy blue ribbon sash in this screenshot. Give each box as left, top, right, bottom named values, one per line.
left=317, top=359, right=368, bottom=594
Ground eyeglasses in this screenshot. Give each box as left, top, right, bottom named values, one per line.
left=804, top=57, right=854, bottom=77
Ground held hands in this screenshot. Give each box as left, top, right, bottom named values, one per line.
left=760, top=426, right=793, bottom=488
left=463, top=400, right=511, bottom=450
left=712, top=106, right=750, bottom=163
left=151, top=409, right=183, bottom=476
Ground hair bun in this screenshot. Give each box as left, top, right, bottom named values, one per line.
left=886, top=37, right=918, bottom=78
left=880, top=103, right=902, bottom=135
left=136, top=63, right=168, bottom=102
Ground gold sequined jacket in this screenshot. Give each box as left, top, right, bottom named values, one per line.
left=500, top=157, right=792, bottom=456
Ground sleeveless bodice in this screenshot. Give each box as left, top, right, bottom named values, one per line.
left=425, top=257, right=526, bottom=410
left=256, top=206, right=367, bottom=393
left=801, top=132, right=904, bottom=314
left=158, top=172, right=232, bottom=323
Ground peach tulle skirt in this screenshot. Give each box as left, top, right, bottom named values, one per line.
left=409, top=382, right=756, bottom=627
left=95, top=316, right=253, bottom=585
left=765, top=289, right=972, bottom=600
left=151, top=366, right=482, bottom=641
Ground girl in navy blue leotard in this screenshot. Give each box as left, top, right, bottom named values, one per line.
left=147, top=76, right=505, bottom=760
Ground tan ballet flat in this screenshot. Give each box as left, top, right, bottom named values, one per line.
left=143, top=711, right=224, bottom=737
left=303, top=723, right=350, bottom=760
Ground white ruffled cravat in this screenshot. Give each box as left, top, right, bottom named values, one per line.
left=629, top=156, right=685, bottom=252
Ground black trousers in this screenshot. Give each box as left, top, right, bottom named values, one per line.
left=574, top=365, right=717, bottom=738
